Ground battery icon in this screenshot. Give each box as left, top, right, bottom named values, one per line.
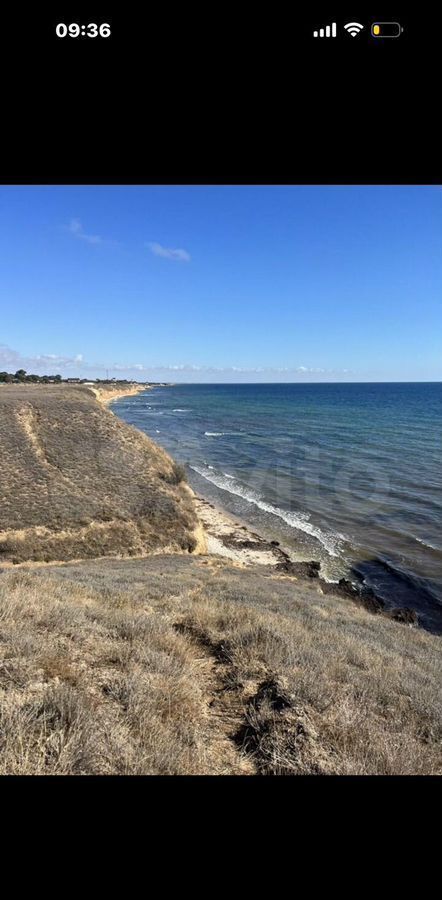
left=371, top=22, right=403, bottom=37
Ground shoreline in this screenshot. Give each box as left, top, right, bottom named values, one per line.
left=103, top=383, right=339, bottom=569
left=103, top=383, right=425, bottom=629
left=193, top=493, right=289, bottom=566
left=104, top=384, right=292, bottom=567
left=103, top=383, right=288, bottom=566
left=193, top=491, right=421, bottom=625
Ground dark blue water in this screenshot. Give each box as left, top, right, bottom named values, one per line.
left=113, top=383, right=442, bottom=630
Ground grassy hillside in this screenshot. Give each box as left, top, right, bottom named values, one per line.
left=0, top=556, right=440, bottom=775
left=0, top=384, right=199, bottom=563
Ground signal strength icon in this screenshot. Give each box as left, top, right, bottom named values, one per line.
left=344, top=22, right=364, bottom=37
left=313, top=22, right=336, bottom=38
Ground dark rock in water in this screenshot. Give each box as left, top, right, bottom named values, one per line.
left=276, top=557, right=420, bottom=629
left=358, top=592, right=385, bottom=615
left=320, top=577, right=384, bottom=614
left=299, top=560, right=321, bottom=579
left=386, top=607, right=418, bottom=626
left=320, top=577, right=358, bottom=599
left=275, top=559, right=321, bottom=579
left=322, top=579, right=420, bottom=626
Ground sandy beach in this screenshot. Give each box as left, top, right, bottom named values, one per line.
left=193, top=494, right=288, bottom=566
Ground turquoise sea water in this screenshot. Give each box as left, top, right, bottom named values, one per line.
left=113, top=383, right=442, bottom=631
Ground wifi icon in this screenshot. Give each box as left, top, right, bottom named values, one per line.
left=344, top=22, right=364, bottom=37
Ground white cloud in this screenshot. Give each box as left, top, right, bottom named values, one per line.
left=105, top=363, right=349, bottom=376
left=147, top=242, right=191, bottom=262
left=0, top=344, right=85, bottom=372
left=67, top=218, right=103, bottom=245
left=0, top=344, right=352, bottom=379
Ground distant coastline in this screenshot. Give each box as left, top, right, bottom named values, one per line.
left=93, top=382, right=149, bottom=406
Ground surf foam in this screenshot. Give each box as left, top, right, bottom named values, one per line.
left=190, top=464, right=341, bottom=556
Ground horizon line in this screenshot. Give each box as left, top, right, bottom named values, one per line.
left=138, top=379, right=442, bottom=385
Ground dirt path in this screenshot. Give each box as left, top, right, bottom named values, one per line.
left=173, top=610, right=257, bottom=775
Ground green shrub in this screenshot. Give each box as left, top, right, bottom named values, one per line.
left=161, top=462, right=187, bottom=485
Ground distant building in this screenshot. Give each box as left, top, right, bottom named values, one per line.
left=66, top=378, right=81, bottom=383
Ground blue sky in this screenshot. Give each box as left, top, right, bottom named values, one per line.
left=0, top=185, right=440, bottom=382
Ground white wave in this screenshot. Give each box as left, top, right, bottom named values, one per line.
left=204, top=431, right=242, bottom=437
left=156, top=430, right=161, bottom=433
left=415, top=536, right=440, bottom=551
left=173, top=408, right=191, bottom=412
left=190, top=464, right=341, bottom=557
left=223, top=473, right=235, bottom=479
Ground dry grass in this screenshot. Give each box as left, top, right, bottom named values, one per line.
left=0, top=568, right=231, bottom=774
left=0, top=385, right=197, bottom=563
left=1, top=556, right=440, bottom=775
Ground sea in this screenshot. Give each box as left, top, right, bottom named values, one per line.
left=113, top=383, right=442, bottom=632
